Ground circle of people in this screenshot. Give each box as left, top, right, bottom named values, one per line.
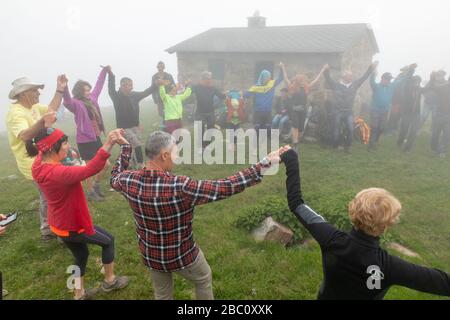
left=3, top=60, right=450, bottom=300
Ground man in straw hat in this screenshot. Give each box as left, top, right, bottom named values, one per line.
left=6, top=74, right=68, bottom=240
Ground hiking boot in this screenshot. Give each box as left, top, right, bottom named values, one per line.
left=93, top=182, right=105, bottom=198
left=74, top=287, right=100, bottom=300
left=87, top=191, right=105, bottom=202
left=102, top=276, right=129, bottom=293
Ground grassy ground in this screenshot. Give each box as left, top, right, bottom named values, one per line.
left=1, top=103, right=450, bottom=300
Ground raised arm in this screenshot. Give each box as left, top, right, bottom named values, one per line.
left=107, top=70, right=118, bottom=101
left=387, top=254, right=450, bottom=296
left=353, top=62, right=377, bottom=90
left=48, top=75, right=68, bottom=112
left=370, top=72, right=378, bottom=90
left=179, top=86, right=192, bottom=102
left=309, top=65, right=327, bottom=89
left=279, top=62, right=291, bottom=87
left=90, top=67, right=108, bottom=102
left=159, top=84, right=168, bottom=103
left=110, top=144, right=133, bottom=193
left=323, top=64, right=338, bottom=90
left=281, top=149, right=341, bottom=248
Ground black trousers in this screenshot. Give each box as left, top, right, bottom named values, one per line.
left=61, top=225, right=115, bottom=276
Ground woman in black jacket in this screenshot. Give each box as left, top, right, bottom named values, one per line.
left=280, top=148, right=450, bottom=300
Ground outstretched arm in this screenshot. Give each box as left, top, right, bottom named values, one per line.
left=388, top=254, right=450, bottom=296
left=135, top=83, right=158, bottom=101
left=182, top=163, right=266, bottom=206
left=281, top=149, right=341, bottom=248
left=182, top=148, right=285, bottom=206
left=53, top=148, right=111, bottom=185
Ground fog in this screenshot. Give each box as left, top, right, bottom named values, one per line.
left=1, top=0, right=449, bottom=132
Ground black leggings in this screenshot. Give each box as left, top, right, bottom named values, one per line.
left=61, top=225, right=115, bottom=277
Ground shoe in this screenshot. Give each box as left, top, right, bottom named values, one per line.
left=74, top=287, right=100, bottom=300
left=102, top=276, right=129, bottom=293
left=41, top=233, right=57, bottom=241
left=87, top=191, right=105, bottom=202
left=93, top=182, right=105, bottom=198
left=2, top=289, right=9, bottom=297
left=439, top=153, right=447, bottom=159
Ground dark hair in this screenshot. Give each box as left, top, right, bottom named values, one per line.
left=25, top=128, right=68, bottom=158
left=72, top=80, right=92, bottom=100
left=166, top=84, right=176, bottom=93
left=120, top=77, right=132, bottom=86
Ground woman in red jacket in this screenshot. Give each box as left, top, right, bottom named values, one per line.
left=26, top=127, right=128, bottom=300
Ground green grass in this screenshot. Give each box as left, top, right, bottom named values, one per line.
left=1, top=103, right=450, bottom=300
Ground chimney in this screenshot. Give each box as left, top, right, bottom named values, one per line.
left=247, top=10, right=266, bottom=28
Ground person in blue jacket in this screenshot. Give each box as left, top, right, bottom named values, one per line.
left=244, top=63, right=288, bottom=151
left=368, top=63, right=417, bottom=151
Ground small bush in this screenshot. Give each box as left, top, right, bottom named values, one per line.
left=234, top=192, right=396, bottom=245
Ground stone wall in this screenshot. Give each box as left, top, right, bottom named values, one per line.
left=340, top=35, right=376, bottom=116
left=175, top=35, right=376, bottom=115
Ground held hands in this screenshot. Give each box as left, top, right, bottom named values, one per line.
left=109, top=129, right=130, bottom=145
left=102, top=65, right=112, bottom=74
left=57, top=74, right=68, bottom=91
left=264, top=145, right=292, bottom=165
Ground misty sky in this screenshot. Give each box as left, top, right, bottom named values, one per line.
left=1, top=0, right=449, bottom=131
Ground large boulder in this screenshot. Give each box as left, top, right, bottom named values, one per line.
left=252, top=217, right=294, bottom=246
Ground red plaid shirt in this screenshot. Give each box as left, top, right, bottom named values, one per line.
left=111, top=144, right=268, bottom=272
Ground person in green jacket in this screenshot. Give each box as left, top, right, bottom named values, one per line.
left=158, top=79, right=192, bottom=134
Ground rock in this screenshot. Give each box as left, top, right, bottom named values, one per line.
left=387, top=242, right=421, bottom=259
left=252, top=217, right=294, bottom=246
left=302, top=238, right=317, bottom=247
left=1, top=174, right=18, bottom=181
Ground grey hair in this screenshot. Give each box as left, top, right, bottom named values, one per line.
left=145, top=131, right=176, bottom=159
left=201, top=71, right=212, bottom=80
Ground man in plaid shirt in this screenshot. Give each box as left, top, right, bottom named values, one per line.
left=110, top=131, right=286, bottom=300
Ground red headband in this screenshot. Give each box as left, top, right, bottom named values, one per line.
left=36, top=129, right=65, bottom=153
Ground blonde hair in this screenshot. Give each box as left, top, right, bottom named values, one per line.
left=348, top=188, right=402, bottom=237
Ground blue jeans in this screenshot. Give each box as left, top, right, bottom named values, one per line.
left=272, top=114, right=289, bottom=130
left=431, top=112, right=450, bottom=154
left=369, top=110, right=389, bottom=147
left=333, top=110, right=354, bottom=148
